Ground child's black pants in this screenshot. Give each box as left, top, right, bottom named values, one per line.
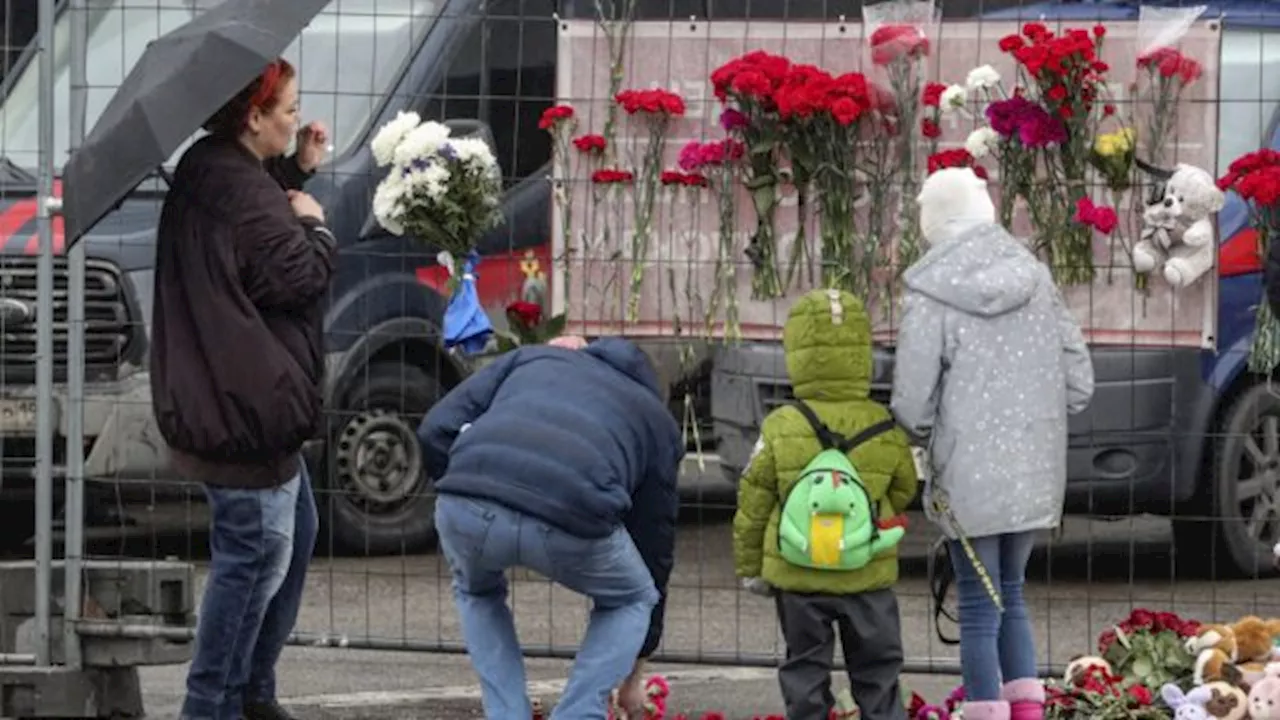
left=774, top=588, right=907, bottom=720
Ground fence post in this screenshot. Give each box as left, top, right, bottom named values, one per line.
left=31, top=0, right=58, bottom=670
left=63, top=0, right=88, bottom=671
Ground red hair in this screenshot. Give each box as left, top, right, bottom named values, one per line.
left=203, top=58, right=296, bottom=137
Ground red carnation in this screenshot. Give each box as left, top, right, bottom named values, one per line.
left=999, top=34, right=1025, bottom=52
left=927, top=148, right=988, bottom=180
left=572, top=134, right=606, bottom=154
left=1022, top=22, right=1049, bottom=40
left=921, top=118, right=941, bottom=138
left=730, top=70, right=773, bottom=99
left=591, top=168, right=634, bottom=185
left=922, top=81, right=946, bottom=107
left=538, top=104, right=574, bottom=130
left=659, top=170, right=708, bottom=187
left=506, top=301, right=542, bottom=328
left=1127, top=684, right=1153, bottom=706
left=869, top=24, right=929, bottom=65
left=615, top=88, right=686, bottom=116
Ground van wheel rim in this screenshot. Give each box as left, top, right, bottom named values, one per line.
left=1236, top=413, right=1280, bottom=546
left=335, top=409, right=423, bottom=512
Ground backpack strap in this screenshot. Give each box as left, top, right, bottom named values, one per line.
left=836, top=419, right=899, bottom=454
left=792, top=403, right=899, bottom=455
left=791, top=401, right=842, bottom=450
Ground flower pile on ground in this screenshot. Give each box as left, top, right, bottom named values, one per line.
left=1098, top=608, right=1201, bottom=694
left=1046, top=662, right=1165, bottom=720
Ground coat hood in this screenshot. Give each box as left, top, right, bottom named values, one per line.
left=583, top=337, right=662, bottom=397
left=783, top=289, right=872, bottom=401
left=903, top=222, right=1044, bottom=318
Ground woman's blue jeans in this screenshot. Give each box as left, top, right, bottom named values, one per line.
left=948, top=531, right=1038, bottom=701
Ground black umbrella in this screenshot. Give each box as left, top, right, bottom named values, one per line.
left=62, top=0, right=330, bottom=245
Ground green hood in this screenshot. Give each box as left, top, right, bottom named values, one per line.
left=783, top=289, right=872, bottom=402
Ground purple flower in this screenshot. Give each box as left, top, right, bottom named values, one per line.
left=1018, top=110, right=1067, bottom=147
left=438, top=142, right=457, bottom=160
left=719, top=108, right=749, bottom=132
left=984, top=96, right=1037, bottom=138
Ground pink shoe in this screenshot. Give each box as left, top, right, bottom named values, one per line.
left=1001, top=678, right=1045, bottom=720
left=961, top=700, right=1011, bottom=720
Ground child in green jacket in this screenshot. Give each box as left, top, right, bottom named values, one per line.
left=732, top=288, right=920, bottom=720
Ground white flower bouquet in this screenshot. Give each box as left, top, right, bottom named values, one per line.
left=369, top=111, right=504, bottom=264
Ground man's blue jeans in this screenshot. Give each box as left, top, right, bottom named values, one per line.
left=182, top=463, right=318, bottom=720
left=948, top=531, right=1038, bottom=701
left=435, top=494, right=659, bottom=720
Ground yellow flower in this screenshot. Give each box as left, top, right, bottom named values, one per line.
left=1094, top=127, right=1136, bottom=158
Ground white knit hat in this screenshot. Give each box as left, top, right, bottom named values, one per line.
left=916, top=167, right=997, bottom=246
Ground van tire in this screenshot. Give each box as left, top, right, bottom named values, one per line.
left=1173, top=383, right=1280, bottom=579
left=322, top=362, right=443, bottom=556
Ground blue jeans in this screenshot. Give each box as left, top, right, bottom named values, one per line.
left=436, top=494, right=659, bottom=720
left=948, top=531, right=1038, bottom=701
left=182, top=463, right=318, bottom=720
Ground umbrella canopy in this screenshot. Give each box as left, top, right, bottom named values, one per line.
left=62, top=0, right=330, bottom=245
left=443, top=252, right=495, bottom=356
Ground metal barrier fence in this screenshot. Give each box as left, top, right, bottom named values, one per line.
left=3, top=0, right=1280, bottom=716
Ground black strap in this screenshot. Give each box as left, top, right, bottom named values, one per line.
left=839, top=418, right=899, bottom=454
left=791, top=402, right=898, bottom=454
left=928, top=537, right=961, bottom=645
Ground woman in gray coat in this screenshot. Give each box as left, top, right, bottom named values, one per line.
left=891, top=168, right=1095, bottom=720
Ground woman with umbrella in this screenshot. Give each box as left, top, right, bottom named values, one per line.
left=149, top=57, right=336, bottom=720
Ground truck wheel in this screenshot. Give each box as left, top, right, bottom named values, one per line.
left=1173, top=383, right=1280, bottom=578
left=324, top=362, right=443, bottom=555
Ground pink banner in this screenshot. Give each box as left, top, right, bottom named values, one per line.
left=550, top=19, right=1223, bottom=347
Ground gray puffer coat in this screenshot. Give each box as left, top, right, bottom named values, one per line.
left=890, top=221, right=1095, bottom=539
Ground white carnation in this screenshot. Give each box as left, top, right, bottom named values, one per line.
left=393, top=121, right=452, bottom=167
left=371, top=111, right=421, bottom=167
left=450, top=138, right=496, bottom=168
left=965, top=64, right=1002, bottom=92
left=965, top=127, right=999, bottom=158
left=407, top=163, right=451, bottom=201
left=372, top=175, right=406, bottom=235
left=940, top=84, right=967, bottom=113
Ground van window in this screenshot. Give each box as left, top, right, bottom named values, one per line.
left=0, top=0, right=437, bottom=170
left=415, top=0, right=556, bottom=186
left=1218, top=29, right=1280, bottom=172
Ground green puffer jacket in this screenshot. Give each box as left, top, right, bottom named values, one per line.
left=732, top=289, right=920, bottom=595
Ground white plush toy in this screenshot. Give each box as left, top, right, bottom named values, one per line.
left=1132, top=162, right=1225, bottom=289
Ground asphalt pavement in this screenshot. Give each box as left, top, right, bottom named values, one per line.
left=69, top=466, right=1280, bottom=719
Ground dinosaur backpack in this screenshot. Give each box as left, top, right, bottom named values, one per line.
left=778, top=402, right=906, bottom=571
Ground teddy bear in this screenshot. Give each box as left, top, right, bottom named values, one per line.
left=1229, top=616, right=1280, bottom=688
left=1201, top=681, right=1248, bottom=720
left=1186, top=617, right=1280, bottom=687
left=1248, top=663, right=1280, bottom=719
left=1131, top=162, right=1225, bottom=289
